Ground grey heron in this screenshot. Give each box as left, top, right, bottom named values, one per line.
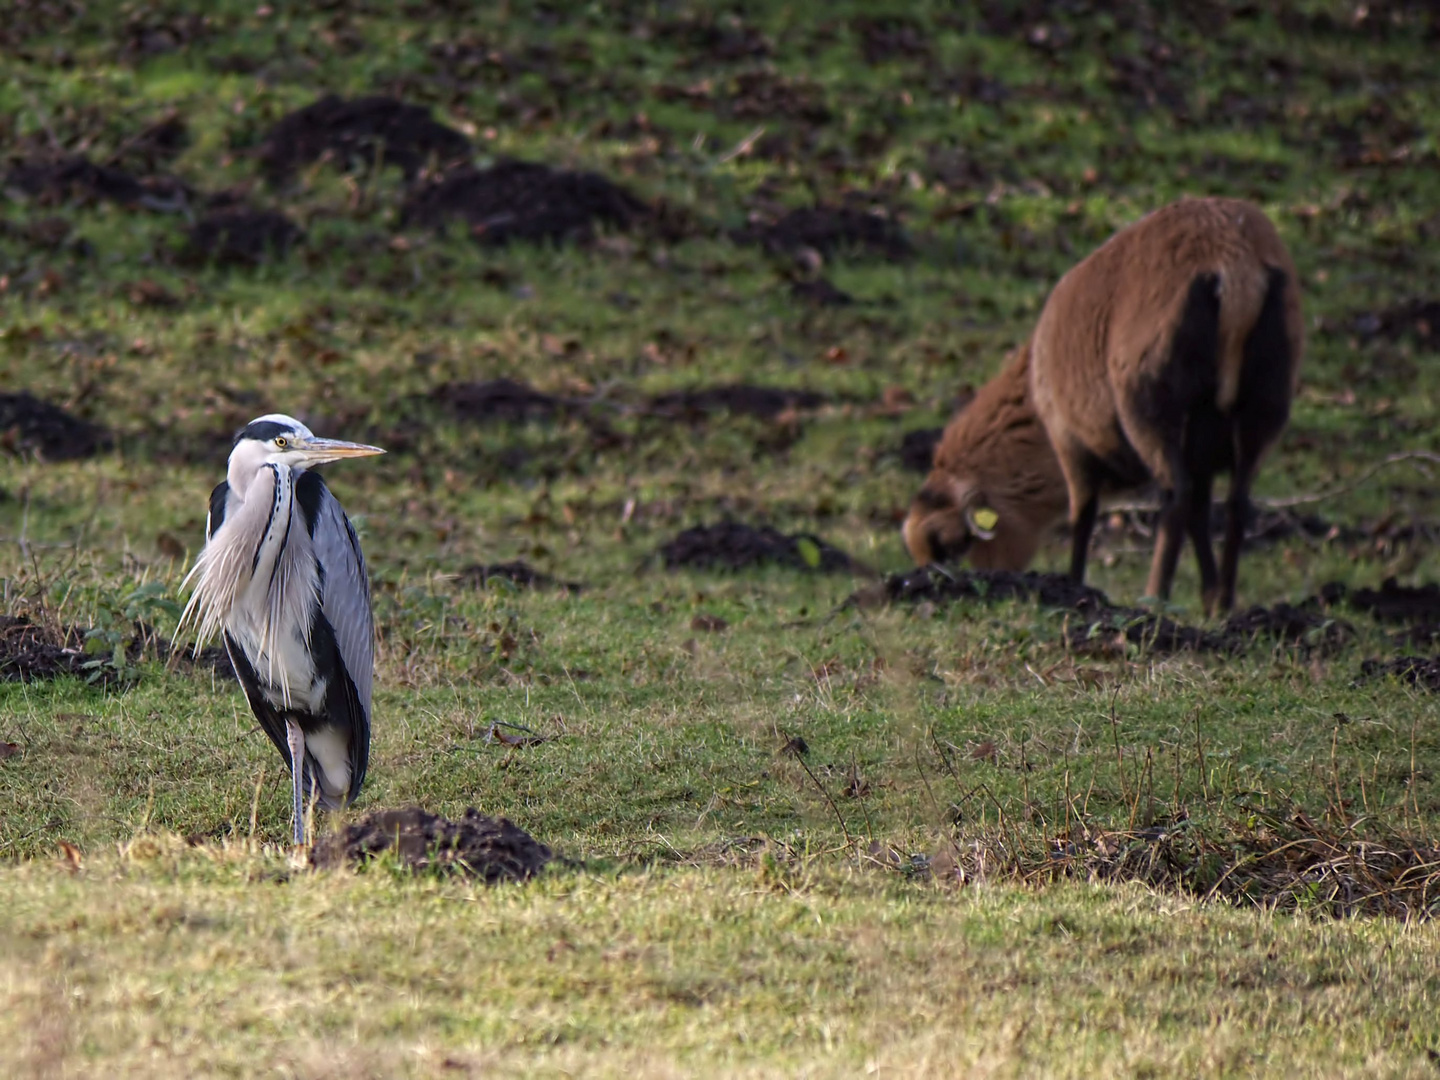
left=180, top=414, right=384, bottom=845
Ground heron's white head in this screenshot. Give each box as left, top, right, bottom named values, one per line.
left=227, top=414, right=385, bottom=497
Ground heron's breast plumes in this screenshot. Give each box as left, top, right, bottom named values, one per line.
left=180, top=465, right=322, bottom=709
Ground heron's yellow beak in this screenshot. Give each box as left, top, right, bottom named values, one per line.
left=298, top=437, right=386, bottom=465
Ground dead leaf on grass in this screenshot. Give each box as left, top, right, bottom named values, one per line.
left=845, top=764, right=870, bottom=798
left=780, top=734, right=810, bottom=757
left=691, top=612, right=729, bottom=632
left=127, top=278, right=180, bottom=307
left=57, top=841, right=83, bottom=872
left=484, top=721, right=554, bottom=748
left=0, top=741, right=20, bottom=760
left=970, top=740, right=999, bottom=765
left=156, top=531, right=186, bottom=559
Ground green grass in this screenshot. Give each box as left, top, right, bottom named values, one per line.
left=6, top=845, right=1440, bottom=1078
left=4, top=0, right=1440, bottom=1073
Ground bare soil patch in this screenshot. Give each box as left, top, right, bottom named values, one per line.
left=399, top=160, right=648, bottom=246
left=1323, top=577, right=1440, bottom=622
left=430, top=378, right=568, bottom=423
left=108, top=113, right=189, bottom=174
left=791, top=277, right=855, bottom=307
left=259, top=95, right=471, bottom=184
left=1013, top=818, right=1440, bottom=919
left=1358, top=655, right=1440, bottom=693
left=181, top=207, right=303, bottom=267
left=420, top=378, right=834, bottom=428
left=0, top=616, right=84, bottom=683
left=851, top=14, right=934, bottom=64
left=856, top=567, right=1352, bottom=656
left=646, top=384, right=826, bottom=421
left=457, top=561, right=583, bottom=592
left=659, top=521, right=860, bottom=574
left=0, top=392, right=111, bottom=461
left=310, top=806, right=552, bottom=882
left=864, top=566, right=1112, bottom=615
left=4, top=154, right=187, bottom=209
left=736, top=205, right=911, bottom=260
left=1342, top=298, right=1440, bottom=350
left=653, top=13, right=772, bottom=67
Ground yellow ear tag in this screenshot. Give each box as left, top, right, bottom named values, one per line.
left=971, top=507, right=999, bottom=532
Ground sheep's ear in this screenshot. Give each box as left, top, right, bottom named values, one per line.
left=966, top=504, right=999, bottom=540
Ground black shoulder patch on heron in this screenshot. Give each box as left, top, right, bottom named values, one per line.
left=294, top=470, right=329, bottom=537
left=207, top=481, right=230, bottom=538
left=235, top=420, right=295, bottom=446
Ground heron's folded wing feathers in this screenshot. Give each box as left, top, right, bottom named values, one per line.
left=296, top=472, right=374, bottom=803
left=225, top=632, right=293, bottom=767
left=301, top=476, right=374, bottom=716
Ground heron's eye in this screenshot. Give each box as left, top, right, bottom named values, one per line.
left=274, top=436, right=288, bottom=449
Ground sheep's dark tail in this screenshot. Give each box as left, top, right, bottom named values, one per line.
left=1210, top=266, right=1293, bottom=612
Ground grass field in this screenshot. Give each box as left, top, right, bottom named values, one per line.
left=4, top=0, right=1440, bottom=1074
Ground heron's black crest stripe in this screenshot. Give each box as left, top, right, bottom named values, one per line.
left=234, top=420, right=296, bottom=446
left=294, top=470, right=329, bottom=538
left=207, top=481, right=230, bottom=539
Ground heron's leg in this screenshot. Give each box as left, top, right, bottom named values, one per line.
left=286, top=719, right=306, bottom=846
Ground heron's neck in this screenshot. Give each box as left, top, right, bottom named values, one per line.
left=248, top=463, right=296, bottom=583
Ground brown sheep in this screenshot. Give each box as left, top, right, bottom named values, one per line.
left=904, top=196, right=1303, bottom=614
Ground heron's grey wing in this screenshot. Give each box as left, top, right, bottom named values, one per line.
left=296, top=471, right=374, bottom=802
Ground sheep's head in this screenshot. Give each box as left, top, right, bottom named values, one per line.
left=902, top=475, right=1023, bottom=570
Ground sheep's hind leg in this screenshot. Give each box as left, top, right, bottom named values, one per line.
left=1186, top=470, right=1221, bottom=615
left=1145, top=471, right=1191, bottom=604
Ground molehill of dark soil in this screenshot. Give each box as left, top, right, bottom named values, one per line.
left=180, top=207, right=303, bottom=267
left=1, top=614, right=233, bottom=685
left=458, top=560, right=583, bottom=592
left=400, top=159, right=648, bottom=246
left=855, top=567, right=1352, bottom=657
left=310, top=806, right=552, bottom=883
left=791, top=277, right=855, bottom=307
left=0, top=392, right=112, bottom=461
left=1077, top=504, right=1432, bottom=557
left=1358, top=655, right=1440, bottom=693
left=1348, top=298, right=1440, bottom=351
left=659, top=521, right=860, bottom=574
left=863, top=566, right=1112, bottom=615
left=4, top=154, right=188, bottom=209
left=646, top=384, right=827, bottom=421
left=421, top=378, right=836, bottom=427
left=0, top=615, right=85, bottom=683
left=1321, top=578, right=1440, bottom=622
left=1040, top=818, right=1440, bottom=920
left=653, top=13, right=772, bottom=65
left=260, top=95, right=472, bottom=184
left=430, top=378, right=568, bottom=423
left=1222, top=602, right=1353, bottom=655
left=736, top=205, right=911, bottom=260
